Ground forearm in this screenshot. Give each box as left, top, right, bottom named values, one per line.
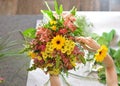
left=103, top=54, right=118, bottom=86
left=105, top=66, right=118, bottom=86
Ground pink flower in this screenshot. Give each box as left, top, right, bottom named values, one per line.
left=63, top=13, right=77, bottom=32
left=36, top=27, right=52, bottom=42
left=59, top=28, right=68, bottom=34
left=64, top=19, right=76, bottom=32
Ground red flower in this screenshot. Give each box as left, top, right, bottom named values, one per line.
left=38, top=45, right=46, bottom=51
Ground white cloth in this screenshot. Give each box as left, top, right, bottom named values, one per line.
left=27, top=12, right=120, bottom=86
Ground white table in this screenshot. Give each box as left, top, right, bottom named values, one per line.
left=27, top=12, right=120, bottom=86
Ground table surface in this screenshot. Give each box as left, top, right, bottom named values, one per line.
left=0, top=12, right=120, bottom=86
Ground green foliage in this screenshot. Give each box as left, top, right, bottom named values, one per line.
left=98, top=68, right=106, bottom=84
left=70, top=6, right=77, bottom=15
left=97, top=37, right=109, bottom=46
left=118, top=40, right=120, bottom=47
left=27, top=64, right=37, bottom=71
left=113, top=49, right=120, bottom=59
left=79, top=55, right=86, bottom=64
left=41, top=10, right=55, bottom=20
left=74, top=16, right=92, bottom=36
left=54, top=0, right=63, bottom=15
left=22, top=28, right=36, bottom=39
left=0, top=31, right=23, bottom=59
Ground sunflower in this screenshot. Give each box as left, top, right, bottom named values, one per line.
left=94, top=45, right=108, bottom=62
left=51, top=35, right=65, bottom=50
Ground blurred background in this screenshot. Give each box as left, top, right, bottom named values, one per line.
left=0, top=0, right=120, bottom=86
left=0, top=0, right=120, bottom=15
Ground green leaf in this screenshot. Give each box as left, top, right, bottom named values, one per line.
left=54, top=0, right=63, bottom=15
left=45, top=1, right=51, bottom=11
left=54, top=0, right=59, bottom=14
left=59, top=5, right=63, bottom=14
left=102, top=29, right=115, bottom=44
left=70, top=6, right=77, bottom=15
left=41, top=10, right=55, bottom=20
left=98, top=68, right=106, bottom=84
left=118, top=40, right=120, bottom=47
left=27, top=64, right=36, bottom=71
left=22, top=28, right=36, bottom=38
left=97, top=37, right=108, bottom=46
left=113, top=49, right=120, bottom=59
left=56, top=55, right=60, bottom=68
left=109, top=48, right=116, bottom=59
left=89, top=33, right=100, bottom=40
left=108, top=29, right=116, bottom=42
left=79, top=55, right=86, bottom=64
left=74, top=16, right=91, bottom=36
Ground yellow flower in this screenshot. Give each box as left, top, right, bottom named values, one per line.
left=51, top=35, right=65, bottom=50
left=67, top=50, right=72, bottom=55
left=37, top=56, right=42, bottom=60
left=41, top=52, right=48, bottom=60
left=28, top=51, right=37, bottom=59
left=64, top=39, right=75, bottom=51
left=50, top=20, right=57, bottom=25
left=61, top=48, right=66, bottom=53
left=46, top=63, right=53, bottom=67
left=51, top=25, right=57, bottom=31
left=71, top=61, right=76, bottom=67
left=49, top=68, right=60, bottom=75
left=94, top=45, right=108, bottom=62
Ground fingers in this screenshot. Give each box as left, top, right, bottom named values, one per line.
left=75, top=37, right=92, bottom=45
left=75, top=36, right=100, bottom=51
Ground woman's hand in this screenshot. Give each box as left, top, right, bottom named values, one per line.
left=75, top=37, right=100, bottom=51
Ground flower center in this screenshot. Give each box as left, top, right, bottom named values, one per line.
left=99, top=51, right=102, bottom=54
left=56, top=40, right=60, bottom=44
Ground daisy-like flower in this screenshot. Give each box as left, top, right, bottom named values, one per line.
left=50, top=20, right=57, bottom=25
left=94, top=45, right=108, bottom=62
left=49, top=68, right=60, bottom=75
left=51, top=35, right=65, bottom=50
left=28, top=51, right=37, bottom=59
left=41, top=52, right=48, bottom=60
left=51, top=25, right=57, bottom=31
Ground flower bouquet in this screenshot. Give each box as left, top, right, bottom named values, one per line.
left=21, top=0, right=116, bottom=85
left=22, top=1, right=90, bottom=76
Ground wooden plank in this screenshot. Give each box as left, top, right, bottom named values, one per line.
left=16, top=0, right=46, bottom=14
left=58, top=0, right=110, bottom=11
left=0, top=0, right=18, bottom=15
